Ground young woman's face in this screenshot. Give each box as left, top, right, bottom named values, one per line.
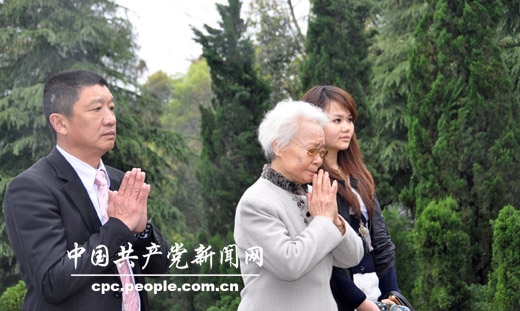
left=323, top=101, right=354, bottom=152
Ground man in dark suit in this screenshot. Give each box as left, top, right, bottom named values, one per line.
left=4, top=70, right=170, bottom=310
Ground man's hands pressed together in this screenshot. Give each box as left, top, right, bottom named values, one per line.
left=108, top=168, right=150, bottom=234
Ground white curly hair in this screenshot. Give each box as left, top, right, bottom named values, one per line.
left=258, top=100, right=328, bottom=161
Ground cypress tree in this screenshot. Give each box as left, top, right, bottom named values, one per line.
left=193, top=0, right=271, bottom=236
left=367, top=0, right=430, bottom=205
left=500, top=0, right=520, bottom=153
left=488, top=205, right=520, bottom=308
left=412, top=197, right=471, bottom=311
left=0, top=280, right=26, bottom=311
left=301, top=0, right=372, bottom=132
left=406, top=0, right=520, bottom=282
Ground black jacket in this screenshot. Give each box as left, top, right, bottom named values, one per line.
left=337, top=177, right=395, bottom=277
left=331, top=178, right=397, bottom=311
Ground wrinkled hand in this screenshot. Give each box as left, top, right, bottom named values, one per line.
left=107, top=168, right=150, bottom=233
left=307, top=170, right=339, bottom=223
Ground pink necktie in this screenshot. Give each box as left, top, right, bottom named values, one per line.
left=95, top=170, right=140, bottom=311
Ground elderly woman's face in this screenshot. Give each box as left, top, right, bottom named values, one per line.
left=274, top=120, right=325, bottom=185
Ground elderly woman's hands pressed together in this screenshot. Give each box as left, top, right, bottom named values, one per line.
left=308, top=170, right=346, bottom=235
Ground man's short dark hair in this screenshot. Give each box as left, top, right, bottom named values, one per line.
left=42, top=70, right=109, bottom=136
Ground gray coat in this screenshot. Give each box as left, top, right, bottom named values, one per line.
left=234, top=166, right=364, bottom=311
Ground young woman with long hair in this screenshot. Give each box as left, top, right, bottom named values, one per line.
left=303, top=86, right=400, bottom=311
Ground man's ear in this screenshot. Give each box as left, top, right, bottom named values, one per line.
left=49, top=113, right=68, bottom=136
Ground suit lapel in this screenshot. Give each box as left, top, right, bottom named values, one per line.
left=47, top=148, right=102, bottom=233
left=108, top=172, right=122, bottom=191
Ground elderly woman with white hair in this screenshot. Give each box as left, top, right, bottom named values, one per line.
left=234, top=100, right=364, bottom=311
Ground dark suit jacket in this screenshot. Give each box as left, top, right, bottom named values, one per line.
left=4, top=148, right=170, bottom=310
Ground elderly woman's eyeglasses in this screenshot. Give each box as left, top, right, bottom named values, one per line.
left=291, top=141, right=328, bottom=158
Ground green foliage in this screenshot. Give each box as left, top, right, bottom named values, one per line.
left=501, top=43, right=520, bottom=108
left=406, top=0, right=520, bottom=283
left=146, top=231, right=242, bottom=311
left=411, top=197, right=470, bottom=311
left=142, top=70, right=174, bottom=104
left=193, top=0, right=271, bottom=236
left=487, top=205, right=520, bottom=309
left=382, top=206, right=417, bottom=300
left=161, top=59, right=213, bottom=150
left=467, top=283, right=492, bottom=311
left=301, top=0, right=373, bottom=132
left=366, top=0, right=430, bottom=205
left=145, top=60, right=214, bottom=232
left=207, top=295, right=241, bottom=311
left=193, top=231, right=242, bottom=311
left=499, top=0, right=520, bottom=143
left=248, top=0, right=305, bottom=101
left=0, top=0, right=141, bottom=89
left=0, top=280, right=26, bottom=311
left=500, top=0, right=520, bottom=35
left=140, top=70, right=173, bottom=127
left=148, top=233, right=200, bottom=311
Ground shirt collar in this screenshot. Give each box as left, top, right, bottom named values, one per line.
left=56, top=145, right=110, bottom=189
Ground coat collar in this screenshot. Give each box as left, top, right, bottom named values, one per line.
left=261, top=164, right=307, bottom=195
left=47, top=147, right=102, bottom=233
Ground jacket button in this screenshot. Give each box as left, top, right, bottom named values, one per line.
left=114, top=291, right=122, bottom=298
left=360, top=266, right=365, bottom=272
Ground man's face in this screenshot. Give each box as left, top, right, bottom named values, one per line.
left=65, top=84, right=116, bottom=157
